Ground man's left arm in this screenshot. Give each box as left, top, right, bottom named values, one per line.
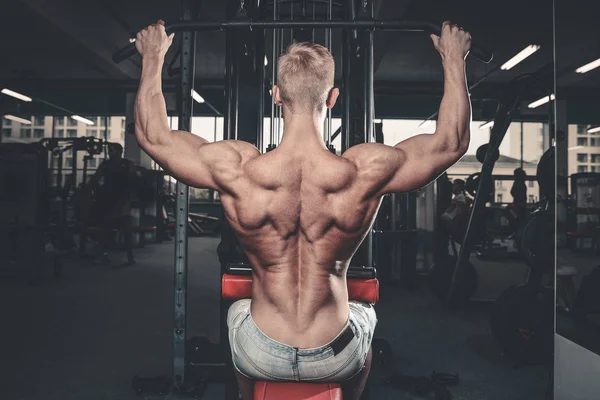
left=134, top=21, right=259, bottom=191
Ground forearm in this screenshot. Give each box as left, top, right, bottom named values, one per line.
left=135, top=56, right=172, bottom=147
left=435, top=58, right=471, bottom=153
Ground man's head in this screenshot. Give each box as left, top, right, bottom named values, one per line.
left=514, top=168, right=526, bottom=180
left=107, top=143, right=123, bottom=160
left=272, top=42, right=339, bottom=115
left=452, top=179, right=465, bottom=194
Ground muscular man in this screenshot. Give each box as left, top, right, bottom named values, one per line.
left=134, top=20, right=471, bottom=400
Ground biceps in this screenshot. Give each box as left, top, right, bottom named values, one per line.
left=382, top=138, right=457, bottom=194
left=146, top=135, right=217, bottom=189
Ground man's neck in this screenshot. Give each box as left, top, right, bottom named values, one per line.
left=278, top=108, right=328, bottom=150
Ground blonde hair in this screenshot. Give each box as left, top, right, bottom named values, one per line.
left=277, top=42, right=335, bottom=114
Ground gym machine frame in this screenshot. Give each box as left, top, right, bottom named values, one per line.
left=113, top=0, right=494, bottom=391
left=446, top=64, right=554, bottom=307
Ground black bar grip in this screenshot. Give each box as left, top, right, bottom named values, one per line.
left=112, top=20, right=493, bottom=64
left=113, top=42, right=137, bottom=63
left=426, top=22, right=493, bottom=64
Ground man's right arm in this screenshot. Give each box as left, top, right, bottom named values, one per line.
left=343, top=22, right=472, bottom=197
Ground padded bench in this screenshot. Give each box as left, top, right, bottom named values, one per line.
left=222, top=264, right=379, bottom=400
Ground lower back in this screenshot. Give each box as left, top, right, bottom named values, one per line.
left=250, top=266, right=349, bottom=348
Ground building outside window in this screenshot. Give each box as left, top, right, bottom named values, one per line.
left=87, top=158, right=97, bottom=168
left=577, top=138, right=588, bottom=146
left=21, top=128, right=31, bottom=138
left=577, top=125, right=588, bottom=134
left=34, top=116, right=45, bottom=126
left=68, top=118, right=78, bottom=127
left=577, top=153, right=588, bottom=163
left=592, top=166, right=598, bottom=173
left=55, top=117, right=65, bottom=126
left=578, top=165, right=589, bottom=173
left=2, top=128, right=10, bottom=137
left=67, top=129, right=77, bottom=137
left=496, top=180, right=504, bottom=188
left=56, top=129, right=65, bottom=138
left=2, top=117, right=12, bottom=126
left=529, top=195, right=536, bottom=203
left=497, top=194, right=503, bottom=203
left=591, top=138, right=599, bottom=146
left=592, top=154, right=600, bottom=163
left=529, top=180, right=535, bottom=187
left=88, top=129, right=97, bottom=137
left=65, top=157, right=73, bottom=168
left=34, top=128, right=45, bottom=138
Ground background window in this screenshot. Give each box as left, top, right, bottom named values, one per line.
left=578, top=165, right=589, bottom=173
left=2, top=117, right=12, bottom=126
left=88, top=129, right=97, bottom=137
left=34, top=116, right=45, bottom=126
left=592, top=166, right=598, bottom=173
left=65, top=157, right=73, bottom=168
left=529, top=180, right=535, bottom=187
left=577, top=138, right=588, bottom=146
left=20, top=128, right=31, bottom=138
left=577, top=153, right=588, bottom=162
left=55, top=117, right=65, bottom=126
left=68, top=118, right=78, bottom=127
left=496, top=180, right=504, bottom=188
left=577, top=125, right=588, bottom=134
left=529, top=195, right=535, bottom=203
left=2, top=128, right=11, bottom=137
left=497, top=194, right=503, bottom=203
left=56, top=129, right=64, bottom=138
left=87, top=158, right=97, bottom=168
left=67, top=129, right=77, bottom=137
left=34, top=129, right=44, bottom=138
left=592, top=154, right=600, bottom=163
left=591, top=138, right=599, bottom=146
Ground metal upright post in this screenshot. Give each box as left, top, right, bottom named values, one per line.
left=257, top=32, right=265, bottom=152
left=269, top=0, right=278, bottom=148
left=364, top=0, right=374, bottom=268
left=341, top=29, right=351, bottom=153
left=173, top=0, right=196, bottom=389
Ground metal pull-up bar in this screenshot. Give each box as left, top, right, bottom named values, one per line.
left=112, top=20, right=493, bottom=64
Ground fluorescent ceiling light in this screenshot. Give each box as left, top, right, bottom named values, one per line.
left=528, top=94, right=555, bottom=109
left=576, top=58, right=600, bottom=74
left=419, top=120, right=432, bottom=128
left=500, top=45, right=540, bottom=70
left=587, top=126, right=600, bottom=133
left=568, top=146, right=585, bottom=151
left=264, top=56, right=268, bottom=66
left=1, top=88, right=33, bottom=102
left=191, top=89, right=205, bottom=103
left=374, top=119, right=382, bottom=123
left=4, top=114, right=32, bottom=125
left=479, top=121, right=494, bottom=130
left=71, top=115, right=95, bottom=125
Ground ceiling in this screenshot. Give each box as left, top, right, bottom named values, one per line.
left=0, top=0, right=597, bottom=121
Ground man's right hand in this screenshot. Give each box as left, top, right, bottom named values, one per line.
left=430, top=21, right=472, bottom=62
left=135, top=20, right=175, bottom=60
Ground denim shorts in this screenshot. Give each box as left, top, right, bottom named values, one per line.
left=227, top=299, right=377, bottom=382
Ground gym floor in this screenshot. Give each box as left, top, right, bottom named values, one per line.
left=0, top=237, right=550, bottom=400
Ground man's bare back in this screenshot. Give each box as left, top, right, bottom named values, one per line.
left=220, top=143, right=383, bottom=348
